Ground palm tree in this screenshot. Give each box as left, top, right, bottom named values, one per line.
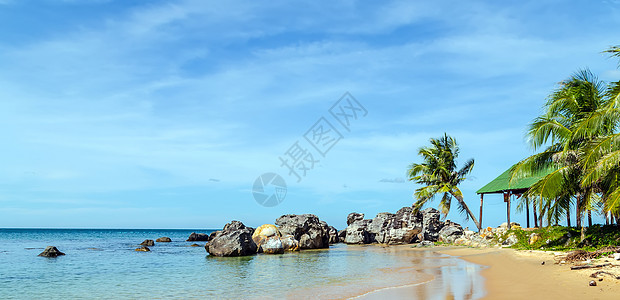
left=407, top=133, right=480, bottom=229
left=511, top=69, right=607, bottom=228
left=578, top=46, right=620, bottom=220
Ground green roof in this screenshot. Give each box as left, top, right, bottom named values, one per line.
left=476, top=165, right=554, bottom=194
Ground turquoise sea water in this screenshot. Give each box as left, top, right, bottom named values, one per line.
left=0, top=229, right=484, bottom=299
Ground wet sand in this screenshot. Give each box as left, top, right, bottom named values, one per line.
left=439, top=247, right=620, bottom=300
left=362, top=246, right=620, bottom=300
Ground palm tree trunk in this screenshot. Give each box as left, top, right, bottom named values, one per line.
left=566, top=207, right=571, bottom=227
left=576, top=196, right=582, bottom=228
left=588, top=210, right=592, bottom=227
left=452, top=193, right=481, bottom=230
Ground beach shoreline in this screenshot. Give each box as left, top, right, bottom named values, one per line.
left=354, top=245, right=620, bottom=300
left=437, top=246, right=620, bottom=300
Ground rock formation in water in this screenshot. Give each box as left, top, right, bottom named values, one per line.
left=38, top=246, right=65, bottom=257
left=186, top=232, right=210, bottom=242
left=205, top=220, right=257, bottom=257
left=341, top=206, right=466, bottom=245
left=252, top=224, right=284, bottom=254
left=140, top=239, right=155, bottom=246
left=156, top=237, right=171, bottom=242
left=275, top=214, right=331, bottom=249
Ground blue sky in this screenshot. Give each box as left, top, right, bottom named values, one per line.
left=1, top=0, right=620, bottom=229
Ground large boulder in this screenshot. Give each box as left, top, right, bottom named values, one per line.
left=205, top=221, right=258, bottom=257
left=344, top=207, right=424, bottom=245
left=187, top=232, right=210, bottom=242
left=327, top=226, right=339, bottom=244
left=344, top=219, right=372, bottom=244
left=419, top=208, right=443, bottom=242
left=347, top=213, right=365, bottom=225
left=337, top=230, right=347, bottom=243
left=275, top=214, right=330, bottom=249
left=260, top=236, right=285, bottom=254
left=252, top=224, right=283, bottom=253
left=438, top=221, right=464, bottom=244
left=38, top=246, right=65, bottom=257
left=280, top=235, right=300, bottom=251
left=141, top=239, right=155, bottom=246
left=156, top=237, right=172, bottom=243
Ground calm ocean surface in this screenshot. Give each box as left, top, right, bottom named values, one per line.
left=0, top=229, right=484, bottom=299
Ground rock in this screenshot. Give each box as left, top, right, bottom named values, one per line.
left=344, top=219, right=372, bottom=244
left=327, top=226, right=339, bottom=244
left=205, top=221, right=258, bottom=257
left=252, top=224, right=285, bottom=254
left=208, top=231, right=220, bottom=241
left=417, top=241, right=434, bottom=247
left=337, top=230, right=347, bottom=243
left=541, top=261, right=545, bottom=265
left=280, top=235, right=300, bottom=251
left=135, top=246, right=150, bottom=252
left=529, top=233, right=540, bottom=245
left=187, top=232, right=210, bottom=242
left=156, top=237, right=171, bottom=243
left=38, top=246, right=65, bottom=257
left=141, top=239, right=155, bottom=246
left=367, top=212, right=395, bottom=243
left=589, top=280, right=597, bottom=286
left=275, top=214, right=330, bottom=249
left=438, top=221, right=464, bottom=244
left=420, top=208, right=443, bottom=242
left=502, top=234, right=519, bottom=246
left=260, top=236, right=284, bottom=254
left=613, top=253, right=620, bottom=260
left=253, top=224, right=280, bottom=237
left=347, top=213, right=365, bottom=225
left=190, top=244, right=200, bottom=247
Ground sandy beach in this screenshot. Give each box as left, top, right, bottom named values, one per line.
left=361, top=246, right=620, bottom=300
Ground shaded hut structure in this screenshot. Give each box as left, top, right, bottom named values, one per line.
left=476, top=166, right=553, bottom=230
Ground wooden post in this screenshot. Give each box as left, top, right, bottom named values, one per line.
left=479, top=194, right=484, bottom=230
left=504, top=192, right=511, bottom=227
left=526, top=198, right=530, bottom=228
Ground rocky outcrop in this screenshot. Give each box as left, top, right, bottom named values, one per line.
left=260, top=237, right=285, bottom=254
left=38, top=246, right=65, bottom=257
left=252, top=224, right=284, bottom=254
left=141, top=239, right=155, bottom=246
left=187, top=232, right=210, bottom=242
left=327, top=225, right=339, bottom=244
left=156, top=237, right=171, bottom=243
left=205, top=221, right=257, bottom=257
left=135, top=246, right=150, bottom=252
left=280, top=235, right=300, bottom=251
left=419, top=208, right=443, bottom=242
left=347, top=213, right=365, bottom=225
left=344, top=218, right=372, bottom=244
left=275, top=214, right=330, bottom=249
left=343, top=206, right=449, bottom=245
left=438, top=221, right=464, bottom=244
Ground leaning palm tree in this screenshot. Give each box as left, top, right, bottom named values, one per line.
left=407, top=133, right=480, bottom=229
left=511, top=69, right=608, bottom=228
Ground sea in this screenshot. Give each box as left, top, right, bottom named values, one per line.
left=0, top=229, right=485, bottom=299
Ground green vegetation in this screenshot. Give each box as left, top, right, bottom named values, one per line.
left=407, top=133, right=480, bottom=229
left=493, top=225, right=620, bottom=251
left=510, top=44, right=620, bottom=227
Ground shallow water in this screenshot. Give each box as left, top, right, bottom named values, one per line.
left=0, top=229, right=484, bottom=299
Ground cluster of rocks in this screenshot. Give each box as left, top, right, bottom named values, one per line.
left=340, top=207, right=465, bottom=245
left=205, top=214, right=335, bottom=257
left=450, top=222, right=522, bottom=247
